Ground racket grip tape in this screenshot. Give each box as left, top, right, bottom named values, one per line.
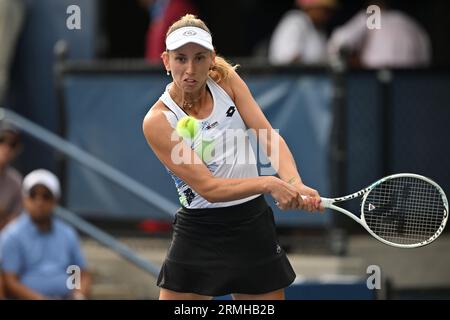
left=300, top=195, right=333, bottom=208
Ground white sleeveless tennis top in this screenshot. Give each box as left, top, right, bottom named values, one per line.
left=159, top=77, right=260, bottom=208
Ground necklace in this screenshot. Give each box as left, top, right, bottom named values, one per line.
left=170, top=87, right=204, bottom=110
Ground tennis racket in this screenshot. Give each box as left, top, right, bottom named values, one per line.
left=319, top=173, right=448, bottom=248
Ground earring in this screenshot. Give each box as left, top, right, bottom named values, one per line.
left=166, top=70, right=171, bottom=76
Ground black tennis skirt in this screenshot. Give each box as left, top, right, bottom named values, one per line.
left=157, top=195, right=296, bottom=296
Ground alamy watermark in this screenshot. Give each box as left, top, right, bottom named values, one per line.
left=366, top=265, right=382, bottom=290
left=66, top=5, right=81, bottom=30
left=170, top=128, right=280, bottom=175
left=367, top=5, right=382, bottom=30
left=66, top=265, right=81, bottom=290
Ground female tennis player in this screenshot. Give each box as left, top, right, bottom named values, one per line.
left=143, top=14, right=322, bottom=300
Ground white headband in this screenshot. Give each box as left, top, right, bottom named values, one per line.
left=166, top=26, right=214, bottom=51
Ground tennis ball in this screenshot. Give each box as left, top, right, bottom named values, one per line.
left=176, top=116, right=199, bottom=139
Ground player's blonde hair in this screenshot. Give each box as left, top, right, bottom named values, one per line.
left=164, top=14, right=238, bottom=83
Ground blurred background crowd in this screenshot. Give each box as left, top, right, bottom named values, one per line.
left=1, top=0, right=450, bottom=300
left=100, top=0, right=448, bottom=67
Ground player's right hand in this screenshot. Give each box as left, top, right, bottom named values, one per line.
left=266, top=176, right=302, bottom=210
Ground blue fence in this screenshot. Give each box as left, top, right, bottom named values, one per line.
left=59, top=66, right=450, bottom=227
left=5, top=1, right=449, bottom=228
left=61, top=70, right=332, bottom=226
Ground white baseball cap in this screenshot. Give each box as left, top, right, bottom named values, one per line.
left=23, top=169, right=61, bottom=199
left=166, top=26, right=214, bottom=51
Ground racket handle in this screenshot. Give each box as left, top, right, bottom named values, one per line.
left=320, top=197, right=334, bottom=208
left=300, top=196, right=333, bottom=208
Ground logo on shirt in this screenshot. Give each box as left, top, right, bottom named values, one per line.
left=203, top=121, right=219, bottom=130
left=226, top=106, right=236, bottom=117
left=181, top=188, right=196, bottom=206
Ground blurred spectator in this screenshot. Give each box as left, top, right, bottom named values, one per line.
left=0, top=169, right=91, bottom=300
left=142, top=0, right=199, bottom=63
left=328, top=0, right=431, bottom=68
left=0, top=121, right=22, bottom=231
left=0, top=0, right=25, bottom=105
left=0, top=121, right=22, bottom=301
left=0, top=276, right=3, bottom=298
left=269, top=0, right=338, bottom=65
left=102, top=0, right=150, bottom=58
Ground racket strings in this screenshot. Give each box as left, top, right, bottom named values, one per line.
left=363, top=177, right=447, bottom=245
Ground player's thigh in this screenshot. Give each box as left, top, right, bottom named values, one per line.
left=232, top=289, right=285, bottom=300
left=159, top=288, right=213, bottom=300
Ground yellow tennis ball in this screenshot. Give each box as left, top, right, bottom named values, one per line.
left=176, top=116, right=199, bottom=139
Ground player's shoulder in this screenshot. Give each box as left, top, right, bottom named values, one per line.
left=142, top=101, right=173, bottom=139
left=212, top=68, right=244, bottom=101
left=143, top=101, right=169, bottom=126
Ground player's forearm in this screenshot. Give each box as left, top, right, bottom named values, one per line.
left=200, top=176, right=272, bottom=203
left=265, top=133, right=303, bottom=185
left=278, top=139, right=303, bottom=184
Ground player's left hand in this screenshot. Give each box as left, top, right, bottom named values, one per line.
left=292, top=183, right=324, bottom=213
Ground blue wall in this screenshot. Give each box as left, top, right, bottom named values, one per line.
left=7, top=0, right=98, bottom=172
left=62, top=72, right=332, bottom=226
left=60, top=69, right=450, bottom=227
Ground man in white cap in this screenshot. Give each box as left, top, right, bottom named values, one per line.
left=0, top=169, right=91, bottom=299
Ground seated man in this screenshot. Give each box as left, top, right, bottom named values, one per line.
left=0, top=169, right=91, bottom=299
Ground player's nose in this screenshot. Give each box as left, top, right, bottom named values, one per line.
left=186, top=60, right=196, bottom=74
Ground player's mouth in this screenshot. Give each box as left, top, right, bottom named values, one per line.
left=184, top=78, right=197, bottom=85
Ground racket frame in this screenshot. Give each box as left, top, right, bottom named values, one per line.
left=321, top=173, right=449, bottom=248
